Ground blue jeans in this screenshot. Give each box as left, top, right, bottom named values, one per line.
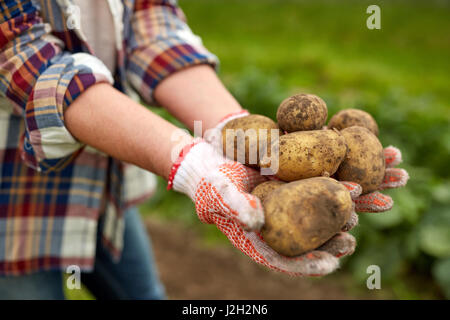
left=0, top=207, right=166, bottom=300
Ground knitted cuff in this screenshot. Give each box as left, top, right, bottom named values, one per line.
left=215, top=110, right=250, bottom=131
left=167, top=139, right=226, bottom=198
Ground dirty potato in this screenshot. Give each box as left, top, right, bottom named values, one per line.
left=261, top=177, right=352, bottom=257
left=251, top=180, right=286, bottom=204
left=335, top=126, right=385, bottom=194
left=277, top=93, right=328, bottom=132
left=328, top=109, right=379, bottom=136
left=261, top=129, right=347, bottom=181
left=222, top=115, right=279, bottom=167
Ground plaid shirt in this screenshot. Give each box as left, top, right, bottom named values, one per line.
left=0, top=0, right=218, bottom=275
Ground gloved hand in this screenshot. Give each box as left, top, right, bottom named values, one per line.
left=168, top=139, right=358, bottom=276
left=341, top=146, right=409, bottom=213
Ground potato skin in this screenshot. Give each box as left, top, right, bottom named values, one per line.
left=261, top=177, right=352, bottom=257
left=328, top=109, right=379, bottom=136
left=222, top=115, right=279, bottom=167
left=277, top=94, right=328, bottom=132
left=251, top=180, right=285, bottom=204
left=335, top=126, right=385, bottom=194
left=267, top=130, right=347, bottom=181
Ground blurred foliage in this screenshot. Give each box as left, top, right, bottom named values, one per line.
left=142, top=0, right=450, bottom=299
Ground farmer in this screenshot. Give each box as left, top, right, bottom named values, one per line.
left=0, top=0, right=408, bottom=299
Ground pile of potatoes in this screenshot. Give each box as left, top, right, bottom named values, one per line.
left=222, top=94, right=385, bottom=257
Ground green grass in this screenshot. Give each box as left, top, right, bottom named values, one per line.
left=185, top=0, right=449, bottom=101
left=142, top=0, right=450, bottom=299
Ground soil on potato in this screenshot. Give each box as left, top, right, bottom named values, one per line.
left=145, top=217, right=384, bottom=300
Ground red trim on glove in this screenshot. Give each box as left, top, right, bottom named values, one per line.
left=167, top=138, right=204, bottom=190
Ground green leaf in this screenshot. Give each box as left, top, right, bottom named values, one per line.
left=431, top=181, right=450, bottom=205
left=349, top=237, right=404, bottom=283
left=363, top=206, right=403, bottom=229
left=419, top=205, right=450, bottom=258
left=432, top=258, right=450, bottom=299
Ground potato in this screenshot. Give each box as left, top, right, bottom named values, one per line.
left=335, top=126, right=385, bottom=194
left=261, top=177, right=352, bottom=256
left=261, top=129, right=347, bottom=181
left=328, top=109, right=379, bottom=136
left=222, top=115, right=279, bottom=167
left=251, top=180, right=285, bottom=204
left=277, top=93, right=328, bottom=132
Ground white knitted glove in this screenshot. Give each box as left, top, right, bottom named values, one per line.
left=169, top=139, right=265, bottom=230
left=168, top=139, right=357, bottom=276
left=348, top=146, right=409, bottom=212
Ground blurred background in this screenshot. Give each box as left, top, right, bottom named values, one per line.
left=71, top=0, right=450, bottom=299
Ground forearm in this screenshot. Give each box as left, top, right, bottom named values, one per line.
left=154, top=65, right=243, bottom=133
left=65, top=65, right=238, bottom=179
left=65, top=83, right=192, bottom=179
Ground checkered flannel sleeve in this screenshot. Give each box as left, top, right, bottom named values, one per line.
left=0, top=0, right=113, bottom=173
left=125, top=0, right=219, bottom=105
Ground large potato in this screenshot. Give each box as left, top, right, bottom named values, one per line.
left=261, top=129, right=347, bottom=181
left=335, top=126, right=385, bottom=194
left=261, top=177, right=352, bottom=257
left=251, top=180, right=285, bottom=204
left=328, top=109, right=379, bottom=136
left=277, top=93, right=328, bottom=132
left=222, top=115, right=279, bottom=167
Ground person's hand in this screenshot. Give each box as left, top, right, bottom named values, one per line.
left=168, top=139, right=358, bottom=276
left=340, top=146, right=409, bottom=213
